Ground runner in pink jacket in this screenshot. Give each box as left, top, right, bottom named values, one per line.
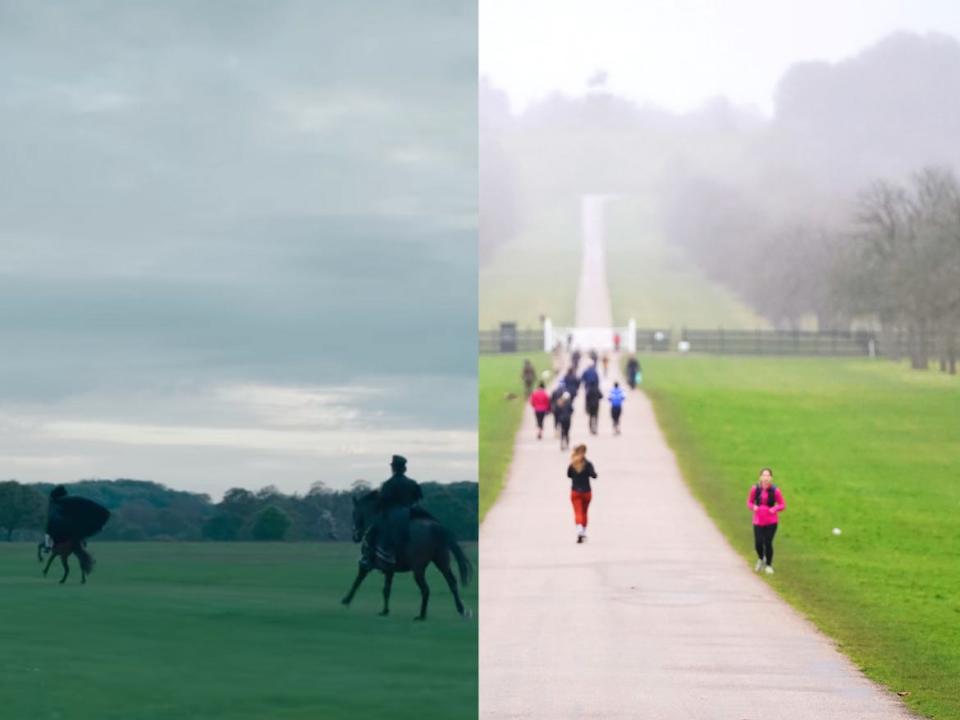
left=748, top=467, right=785, bottom=574
left=530, top=382, right=552, bottom=440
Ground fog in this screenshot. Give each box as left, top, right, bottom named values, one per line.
left=481, top=30, right=960, bottom=370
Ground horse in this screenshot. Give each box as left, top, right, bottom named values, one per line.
left=38, top=487, right=110, bottom=584
left=341, top=490, right=472, bottom=620
left=39, top=538, right=96, bottom=584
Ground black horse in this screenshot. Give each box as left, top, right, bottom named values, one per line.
left=38, top=486, right=110, bottom=584
left=341, top=490, right=472, bottom=620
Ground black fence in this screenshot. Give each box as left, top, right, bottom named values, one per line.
left=669, top=329, right=875, bottom=357
left=482, top=324, right=888, bottom=357
left=479, top=325, right=543, bottom=354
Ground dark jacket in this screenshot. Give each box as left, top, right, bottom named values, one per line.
left=567, top=461, right=597, bottom=493
left=378, top=473, right=422, bottom=511
left=585, top=385, right=603, bottom=414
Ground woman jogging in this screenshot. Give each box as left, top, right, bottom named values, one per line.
left=567, top=444, right=597, bottom=543
left=748, top=468, right=786, bottom=574
left=529, top=382, right=551, bottom=440
left=555, top=392, right=573, bottom=450
left=608, top=381, right=625, bottom=434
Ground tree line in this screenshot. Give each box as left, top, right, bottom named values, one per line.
left=0, top=479, right=478, bottom=543
left=664, top=166, right=960, bottom=372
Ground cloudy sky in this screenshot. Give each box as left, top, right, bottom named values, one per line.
left=0, top=1, right=477, bottom=497
left=481, top=0, right=960, bottom=114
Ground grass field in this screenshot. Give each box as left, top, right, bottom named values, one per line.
left=479, top=205, right=581, bottom=329
left=604, top=199, right=769, bottom=329
left=0, top=542, right=477, bottom=720
left=640, top=355, right=960, bottom=719
left=479, top=353, right=550, bottom=520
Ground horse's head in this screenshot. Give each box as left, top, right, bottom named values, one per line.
left=351, top=490, right=380, bottom=542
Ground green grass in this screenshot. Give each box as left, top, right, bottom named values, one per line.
left=641, top=356, right=960, bottom=719
left=0, top=542, right=476, bottom=720
left=480, top=206, right=580, bottom=328
left=479, top=353, right=549, bottom=520
left=605, top=198, right=768, bottom=329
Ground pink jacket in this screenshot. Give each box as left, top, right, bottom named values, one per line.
left=747, top=485, right=785, bottom=526
left=530, top=389, right=551, bottom=413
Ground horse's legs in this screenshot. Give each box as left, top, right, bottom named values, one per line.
left=379, top=571, right=394, bottom=616
left=77, top=550, right=87, bottom=584
left=413, top=567, right=430, bottom=621
left=342, top=566, right=371, bottom=606
left=436, top=558, right=466, bottom=616
left=58, top=554, right=70, bottom=584
left=42, top=551, right=57, bottom=577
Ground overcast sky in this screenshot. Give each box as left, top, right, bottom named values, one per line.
left=480, top=0, right=960, bottom=114
left=0, top=1, right=477, bottom=497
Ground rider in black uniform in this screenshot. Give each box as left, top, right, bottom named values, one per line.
left=369, top=455, right=423, bottom=570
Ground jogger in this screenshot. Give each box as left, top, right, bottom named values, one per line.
left=608, top=382, right=625, bottom=435
left=530, top=382, right=551, bottom=440
left=567, top=444, right=597, bottom=543
left=748, top=467, right=785, bottom=574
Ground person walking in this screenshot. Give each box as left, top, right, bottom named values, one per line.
left=585, top=383, right=603, bottom=435
left=521, top=359, right=536, bottom=398
left=601, top=354, right=609, bottom=377
left=556, top=392, right=573, bottom=450
left=550, top=379, right=566, bottom=437
left=608, top=381, right=625, bottom=435
left=748, top=467, right=786, bottom=574
left=625, top=355, right=641, bottom=390
left=580, top=361, right=599, bottom=391
left=567, top=444, right=597, bottom=543
left=530, top=382, right=551, bottom=440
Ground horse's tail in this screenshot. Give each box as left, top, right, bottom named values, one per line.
left=439, top=526, right=472, bottom=587
left=75, top=545, right=95, bottom=575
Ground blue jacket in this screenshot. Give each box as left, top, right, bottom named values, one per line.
left=608, top=386, right=625, bottom=408
left=581, top=365, right=599, bottom=388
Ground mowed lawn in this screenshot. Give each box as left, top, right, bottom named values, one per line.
left=641, top=356, right=960, bottom=719
left=604, top=199, right=769, bottom=329
left=480, top=353, right=550, bottom=520
left=0, top=542, right=477, bottom=720
left=480, top=205, right=581, bottom=329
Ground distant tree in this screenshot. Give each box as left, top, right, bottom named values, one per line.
left=251, top=506, right=291, bottom=541
left=0, top=481, right=45, bottom=540
left=844, top=167, right=960, bottom=369
left=202, top=512, right=244, bottom=541
left=350, top=479, right=372, bottom=493
left=307, top=481, right=329, bottom=496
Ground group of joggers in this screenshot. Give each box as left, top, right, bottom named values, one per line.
left=527, top=351, right=628, bottom=450
left=527, top=355, right=787, bottom=570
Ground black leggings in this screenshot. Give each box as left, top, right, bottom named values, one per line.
left=534, top=411, right=546, bottom=429
left=753, top=524, right=778, bottom=565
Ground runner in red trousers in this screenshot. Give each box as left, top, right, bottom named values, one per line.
left=567, top=444, right=597, bottom=543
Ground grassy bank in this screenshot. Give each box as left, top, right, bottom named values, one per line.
left=479, top=353, right=550, bottom=520
left=642, top=355, right=960, bottom=719
left=604, top=199, right=768, bottom=329
left=0, top=542, right=477, bottom=720
left=480, top=206, right=580, bottom=328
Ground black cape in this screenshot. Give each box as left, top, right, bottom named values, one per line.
left=46, top=496, right=110, bottom=543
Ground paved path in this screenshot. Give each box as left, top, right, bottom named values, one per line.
left=478, top=196, right=914, bottom=719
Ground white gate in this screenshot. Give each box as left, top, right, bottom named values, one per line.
left=544, top=318, right=636, bottom=353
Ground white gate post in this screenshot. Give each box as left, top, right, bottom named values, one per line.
left=543, top=318, right=553, bottom=352
left=627, top=318, right=637, bottom=353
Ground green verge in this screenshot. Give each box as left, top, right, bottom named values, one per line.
left=480, top=205, right=580, bottom=328
left=0, top=542, right=477, bottom=720
left=479, top=353, right=550, bottom=521
left=641, top=355, right=960, bottom=720
left=604, top=198, right=769, bottom=329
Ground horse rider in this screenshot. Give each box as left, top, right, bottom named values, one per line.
left=368, top=455, right=423, bottom=570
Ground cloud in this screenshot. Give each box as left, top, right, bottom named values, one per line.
left=0, top=1, right=477, bottom=492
